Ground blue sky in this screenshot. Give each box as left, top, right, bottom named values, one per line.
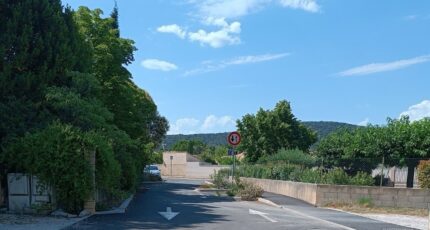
left=62, top=0, right=430, bottom=134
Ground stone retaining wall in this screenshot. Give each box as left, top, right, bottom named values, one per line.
left=241, top=177, right=317, bottom=205
left=317, top=184, right=430, bottom=209
left=241, top=177, right=430, bottom=209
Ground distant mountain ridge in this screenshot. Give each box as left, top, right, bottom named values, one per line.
left=163, top=121, right=358, bottom=149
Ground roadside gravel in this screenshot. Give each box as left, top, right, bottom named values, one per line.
left=0, top=214, right=89, bottom=230
left=358, top=213, right=427, bottom=230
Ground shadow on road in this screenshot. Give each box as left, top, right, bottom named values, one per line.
left=65, top=181, right=234, bottom=230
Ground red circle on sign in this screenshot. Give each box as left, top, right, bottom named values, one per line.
left=227, top=131, right=241, bottom=146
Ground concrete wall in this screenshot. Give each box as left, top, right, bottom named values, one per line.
left=241, top=178, right=318, bottom=205
left=242, top=177, right=430, bottom=209
left=160, top=152, right=188, bottom=177
left=158, top=152, right=228, bottom=179
left=316, top=184, right=430, bottom=209
left=185, top=162, right=228, bottom=179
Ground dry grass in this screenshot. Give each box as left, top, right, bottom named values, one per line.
left=325, top=202, right=428, bottom=217
left=199, top=183, right=215, bottom=189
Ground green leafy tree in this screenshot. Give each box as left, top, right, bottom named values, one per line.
left=237, top=100, right=317, bottom=163
left=0, top=1, right=168, bottom=213
left=171, top=140, right=207, bottom=155
left=316, top=117, right=430, bottom=187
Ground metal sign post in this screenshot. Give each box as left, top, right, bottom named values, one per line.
left=227, top=132, right=241, bottom=183
left=170, top=155, right=173, bottom=177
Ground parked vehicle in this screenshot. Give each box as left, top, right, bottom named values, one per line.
left=144, top=165, right=161, bottom=177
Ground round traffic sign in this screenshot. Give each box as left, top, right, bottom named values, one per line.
left=227, top=131, right=241, bottom=146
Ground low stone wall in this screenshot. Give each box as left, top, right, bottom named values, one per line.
left=317, top=184, right=430, bottom=209
left=242, top=177, right=430, bottom=209
left=241, top=177, right=318, bottom=205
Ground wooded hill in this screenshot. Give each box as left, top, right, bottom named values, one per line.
left=163, top=121, right=357, bottom=149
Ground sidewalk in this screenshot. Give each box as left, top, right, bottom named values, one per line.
left=260, top=192, right=417, bottom=230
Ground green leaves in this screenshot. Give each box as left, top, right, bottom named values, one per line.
left=0, top=2, right=167, bottom=213
left=237, top=100, right=317, bottom=163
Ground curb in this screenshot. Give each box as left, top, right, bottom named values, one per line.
left=196, top=188, right=229, bottom=192
left=142, top=180, right=165, bottom=184
left=257, top=197, right=282, bottom=208
left=95, top=194, right=134, bottom=215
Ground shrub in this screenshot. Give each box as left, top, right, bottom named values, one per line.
left=350, top=172, right=374, bottom=186
left=4, top=123, right=100, bottom=213
left=257, top=148, right=316, bottom=167
left=299, top=168, right=324, bottom=183
left=418, top=160, right=430, bottom=188
left=216, top=156, right=234, bottom=165
left=324, top=168, right=351, bottom=185
left=211, top=169, right=231, bottom=189
left=237, top=181, right=264, bottom=201
left=357, top=197, right=373, bottom=207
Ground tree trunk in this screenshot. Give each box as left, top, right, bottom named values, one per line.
left=406, top=161, right=418, bottom=188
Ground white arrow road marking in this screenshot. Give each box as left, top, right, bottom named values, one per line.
left=249, top=209, right=278, bottom=223
left=158, top=207, right=179, bottom=221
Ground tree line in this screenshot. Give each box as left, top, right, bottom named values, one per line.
left=234, top=100, right=430, bottom=188
left=0, top=1, right=168, bottom=213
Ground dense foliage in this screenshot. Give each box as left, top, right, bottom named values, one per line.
left=316, top=117, right=430, bottom=187
left=237, top=165, right=374, bottom=186
left=170, top=139, right=233, bottom=165
left=0, top=1, right=167, bottom=213
left=418, top=160, right=430, bottom=189
left=237, top=100, right=317, bottom=162
left=257, top=148, right=316, bottom=167
left=171, top=140, right=207, bottom=155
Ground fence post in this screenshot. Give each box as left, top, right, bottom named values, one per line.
left=380, top=155, right=385, bottom=187
left=428, top=203, right=430, bottom=230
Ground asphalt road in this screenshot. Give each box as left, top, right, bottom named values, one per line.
left=65, top=179, right=415, bottom=230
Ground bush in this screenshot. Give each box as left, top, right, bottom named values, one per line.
left=211, top=169, right=231, bottom=189
left=4, top=123, right=99, bottom=213
left=257, top=148, right=316, bottom=167
left=299, top=168, right=324, bottom=183
left=324, top=168, right=351, bottom=185
left=350, top=172, right=374, bottom=186
left=216, top=156, right=234, bottom=165
left=237, top=181, right=264, bottom=201
left=418, top=160, right=430, bottom=188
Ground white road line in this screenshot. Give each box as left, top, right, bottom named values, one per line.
left=281, top=206, right=355, bottom=230
left=249, top=209, right=278, bottom=223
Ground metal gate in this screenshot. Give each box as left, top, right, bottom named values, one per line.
left=7, top=173, right=52, bottom=212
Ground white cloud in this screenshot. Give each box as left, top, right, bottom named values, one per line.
left=400, top=100, right=430, bottom=121
left=338, top=55, right=430, bottom=76
left=184, top=52, right=289, bottom=75
left=188, top=18, right=241, bottom=48
left=279, top=0, right=320, bottom=13
left=157, top=24, right=186, bottom=39
left=195, top=0, right=270, bottom=19
left=201, top=115, right=235, bottom=131
left=161, top=1, right=319, bottom=48
left=190, top=0, right=319, bottom=19
left=168, top=115, right=236, bottom=134
left=141, top=59, right=178, bottom=72
left=357, top=118, right=370, bottom=126
left=168, top=118, right=200, bottom=134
